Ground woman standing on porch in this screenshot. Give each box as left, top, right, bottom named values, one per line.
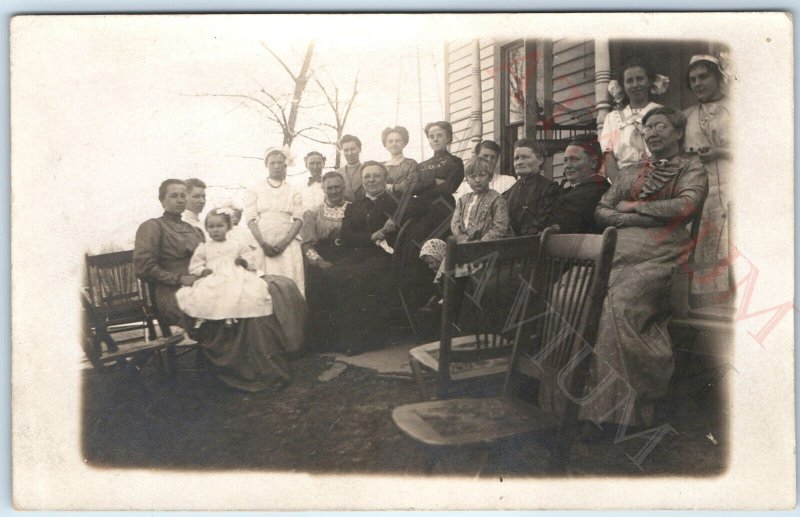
left=583, top=107, right=707, bottom=430
left=599, top=57, right=666, bottom=182
left=683, top=54, right=733, bottom=305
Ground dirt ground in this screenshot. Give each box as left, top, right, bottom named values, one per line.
left=82, top=345, right=727, bottom=477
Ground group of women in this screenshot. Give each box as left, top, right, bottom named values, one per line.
left=585, top=54, right=731, bottom=429
left=132, top=53, right=732, bottom=431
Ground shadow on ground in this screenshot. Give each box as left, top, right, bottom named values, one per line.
left=82, top=349, right=727, bottom=476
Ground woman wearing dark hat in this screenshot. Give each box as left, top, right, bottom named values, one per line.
left=683, top=54, right=733, bottom=304
left=381, top=126, right=418, bottom=190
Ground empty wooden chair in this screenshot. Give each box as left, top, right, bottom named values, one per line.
left=85, top=250, right=158, bottom=341
left=392, top=227, right=617, bottom=472
left=408, top=234, right=540, bottom=400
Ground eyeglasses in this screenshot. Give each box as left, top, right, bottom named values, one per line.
left=643, top=122, right=670, bottom=133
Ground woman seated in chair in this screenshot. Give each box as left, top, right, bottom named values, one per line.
left=134, top=179, right=305, bottom=392
left=304, top=162, right=402, bottom=355
left=301, top=170, right=352, bottom=351
left=583, top=107, right=707, bottom=431
left=502, top=138, right=562, bottom=236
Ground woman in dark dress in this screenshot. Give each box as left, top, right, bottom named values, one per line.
left=301, top=171, right=352, bottom=350
left=502, top=137, right=562, bottom=236
left=393, top=120, right=465, bottom=310
left=135, top=179, right=302, bottom=392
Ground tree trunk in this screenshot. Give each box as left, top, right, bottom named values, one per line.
left=284, top=41, right=316, bottom=147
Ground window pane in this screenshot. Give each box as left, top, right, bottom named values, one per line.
left=536, top=46, right=545, bottom=122
left=507, top=45, right=525, bottom=125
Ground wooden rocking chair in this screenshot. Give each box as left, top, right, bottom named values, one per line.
left=85, top=250, right=159, bottom=341
left=81, top=289, right=184, bottom=389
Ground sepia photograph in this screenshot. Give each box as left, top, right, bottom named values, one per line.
left=10, top=12, right=795, bottom=510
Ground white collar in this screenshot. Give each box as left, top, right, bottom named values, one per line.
left=624, top=102, right=659, bottom=119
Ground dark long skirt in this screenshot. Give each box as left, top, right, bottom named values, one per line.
left=186, top=275, right=305, bottom=392
left=196, top=316, right=291, bottom=392
left=306, top=248, right=396, bottom=352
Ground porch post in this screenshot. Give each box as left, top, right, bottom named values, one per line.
left=594, top=38, right=612, bottom=131
left=469, top=39, right=483, bottom=147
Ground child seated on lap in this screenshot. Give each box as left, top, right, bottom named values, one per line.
left=176, top=209, right=272, bottom=326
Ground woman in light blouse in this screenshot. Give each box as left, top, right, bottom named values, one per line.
left=244, top=147, right=306, bottom=296
left=599, top=57, right=665, bottom=182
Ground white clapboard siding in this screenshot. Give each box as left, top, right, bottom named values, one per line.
left=445, top=38, right=598, bottom=162
left=447, top=39, right=496, bottom=160
left=552, top=39, right=595, bottom=126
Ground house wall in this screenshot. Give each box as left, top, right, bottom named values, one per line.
left=445, top=37, right=722, bottom=185
left=445, top=38, right=597, bottom=182
left=550, top=38, right=596, bottom=182
left=444, top=39, right=496, bottom=160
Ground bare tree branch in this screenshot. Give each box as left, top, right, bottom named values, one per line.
left=259, top=41, right=316, bottom=146
left=341, top=69, right=360, bottom=129
left=309, top=66, right=359, bottom=167
left=186, top=92, right=284, bottom=126
left=261, top=41, right=298, bottom=82
left=298, top=133, right=336, bottom=145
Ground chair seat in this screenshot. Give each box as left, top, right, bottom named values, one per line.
left=670, top=304, right=735, bottom=334
left=409, top=335, right=511, bottom=381
left=100, top=333, right=184, bottom=362
left=392, top=396, right=559, bottom=446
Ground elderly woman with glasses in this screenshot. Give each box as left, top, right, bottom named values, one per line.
left=580, top=106, right=708, bottom=433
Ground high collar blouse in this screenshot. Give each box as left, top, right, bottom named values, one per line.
left=502, top=173, right=563, bottom=236
left=595, top=155, right=708, bottom=229
left=598, top=102, right=662, bottom=170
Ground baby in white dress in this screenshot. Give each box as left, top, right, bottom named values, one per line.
left=176, top=209, right=272, bottom=324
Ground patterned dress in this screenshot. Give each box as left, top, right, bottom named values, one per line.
left=301, top=201, right=351, bottom=349
left=684, top=98, right=733, bottom=301
left=451, top=189, right=511, bottom=243
left=579, top=155, right=707, bottom=427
